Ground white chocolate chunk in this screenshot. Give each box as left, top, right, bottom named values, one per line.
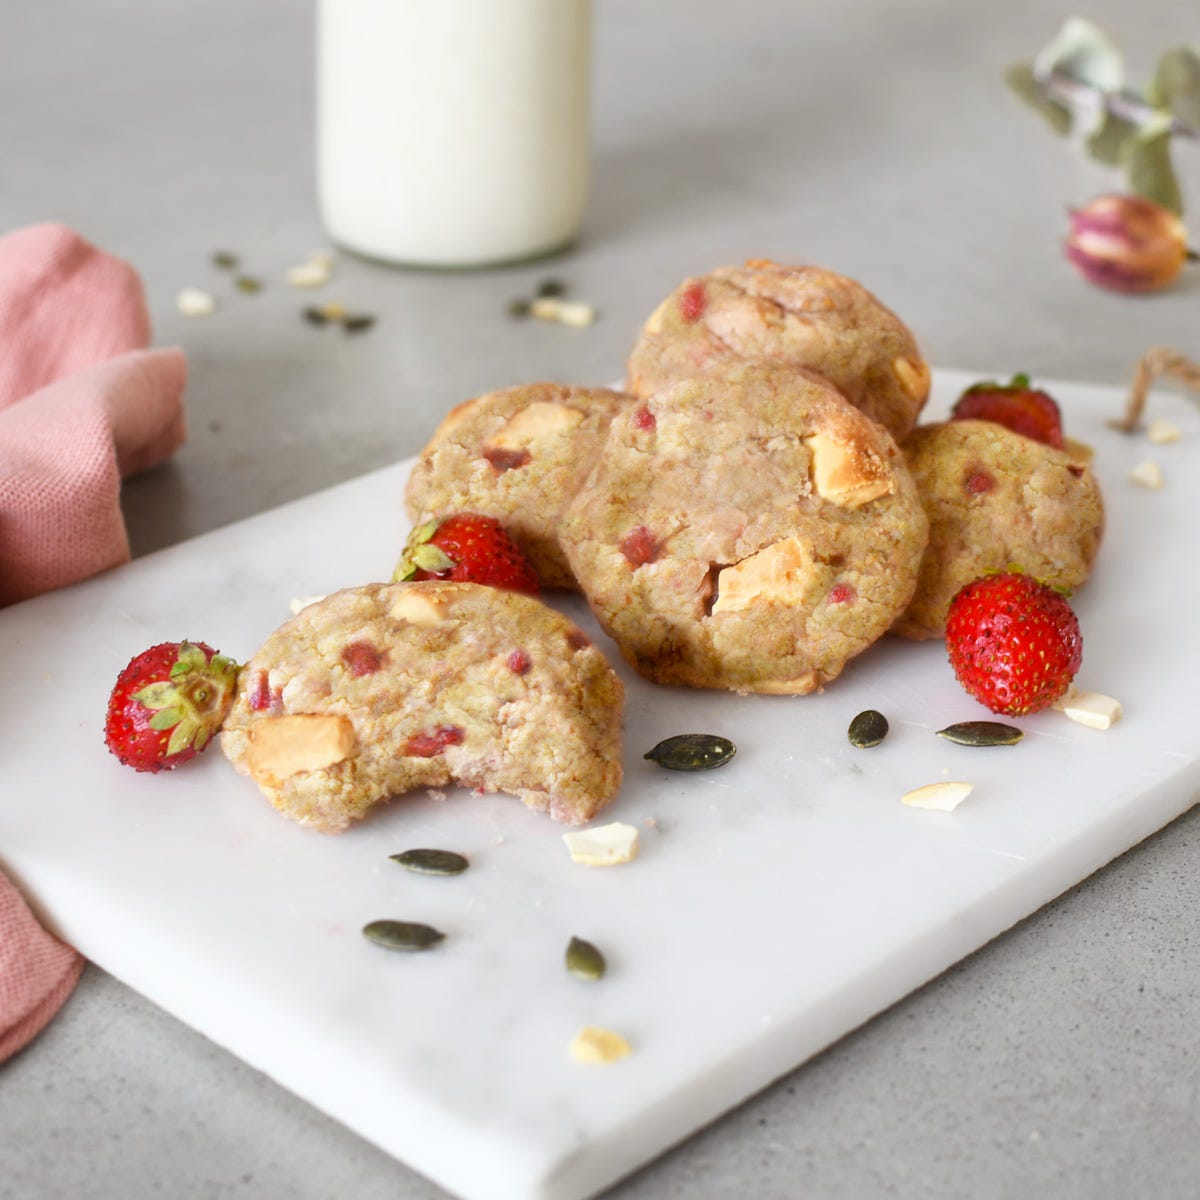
left=712, top=537, right=815, bottom=615
left=244, top=714, right=355, bottom=784
left=563, top=821, right=639, bottom=866
left=807, top=430, right=894, bottom=508
left=530, top=297, right=596, bottom=328
left=488, top=402, right=584, bottom=449
left=289, top=594, right=326, bottom=616
left=1146, top=418, right=1181, bottom=444
left=389, top=588, right=455, bottom=627
left=1053, top=688, right=1123, bottom=730
left=1129, top=461, right=1163, bottom=489
left=568, top=1027, right=631, bottom=1064
left=286, top=260, right=332, bottom=288
left=642, top=298, right=668, bottom=336
left=892, top=355, right=930, bottom=400
left=176, top=287, right=216, bottom=316
left=901, top=781, right=974, bottom=812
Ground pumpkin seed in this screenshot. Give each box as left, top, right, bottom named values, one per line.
left=936, top=721, right=1023, bottom=747
left=235, top=274, right=263, bottom=294
left=507, top=298, right=532, bottom=318
left=644, top=733, right=736, bottom=771
left=362, top=920, right=445, bottom=951
left=537, top=278, right=566, bottom=298
left=389, top=848, right=469, bottom=876
left=848, top=709, right=889, bottom=748
left=565, top=936, right=606, bottom=981
left=303, top=305, right=330, bottom=326
left=211, top=250, right=239, bottom=270
left=343, top=313, right=377, bottom=334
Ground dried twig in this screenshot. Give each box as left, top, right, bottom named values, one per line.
left=1111, top=346, right=1200, bottom=431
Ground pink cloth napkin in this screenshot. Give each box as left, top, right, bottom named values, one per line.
left=0, top=222, right=187, bottom=1059
left=0, top=222, right=186, bottom=606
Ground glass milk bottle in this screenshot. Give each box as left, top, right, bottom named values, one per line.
left=316, top=0, right=593, bottom=268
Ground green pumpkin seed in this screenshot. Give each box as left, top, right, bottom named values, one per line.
left=211, top=250, right=239, bottom=270
left=848, top=709, right=889, bottom=748
left=342, top=313, right=377, bottom=334
left=565, top=936, right=606, bottom=980
left=389, top=848, right=469, bottom=876
left=644, top=733, right=736, bottom=771
left=936, top=721, right=1023, bottom=747
left=235, top=274, right=263, bottom=294
left=362, top=920, right=445, bottom=951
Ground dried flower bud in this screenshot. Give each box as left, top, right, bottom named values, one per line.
left=1064, top=195, right=1188, bottom=294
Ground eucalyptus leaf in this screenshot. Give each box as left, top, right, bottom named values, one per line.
left=1085, top=110, right=1139, bottom=166
left=1033, top=17, right=1124, bottom=92
left=1123, top=126, right=1184, bottom=215
left=1147, top=45, right=1200, bottom=129
left=1004, top=62, right=1072, bottom=136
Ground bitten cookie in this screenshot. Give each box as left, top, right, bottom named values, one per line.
left=626, top=260, right=931, bottom=440
left=221, top=582, right=625, bottom=831
left=559, top=360, right=929, bottom=694
left=404, top=383, right=632, bottom=588
left=893, top=420, right=1105, bottom=640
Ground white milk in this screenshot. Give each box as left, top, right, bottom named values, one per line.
left=316, top=0, right=592, bottom=267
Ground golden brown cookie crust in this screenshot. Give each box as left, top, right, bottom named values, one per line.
left=404, top=383, right=632, bottom=588
left=560, top=361, right=929, bottom=694
left=626, top=261, right=930, bottom=440
left=222, top=582, right=625, bottom=831
left=893, top=420, right=1105, bottom=640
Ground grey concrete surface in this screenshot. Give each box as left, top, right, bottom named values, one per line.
left=2, top=2, right=1198, bottom=1198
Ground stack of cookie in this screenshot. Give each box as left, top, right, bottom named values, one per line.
left=406, top=259, right=1104, bottom=695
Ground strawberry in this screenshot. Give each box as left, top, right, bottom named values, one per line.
left=393, top=513, right=539, bottom=595
left=944, top=572, right=1082, bottom=716
left=950, top=373, right=1064, bottom=448
left=105, top=641, right=239, bottom=773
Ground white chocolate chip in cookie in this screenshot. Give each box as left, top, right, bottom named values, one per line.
left=244, top=714, right=355, bottom=784
left=711, top=537, right=815, bottom=615
left=389, top=588, right=455, bottom=626
left=488, top=402, right=584, bottom=450
left=893, top=355, right=931, bottom=401
left=807, top=430, right=894, bottom=508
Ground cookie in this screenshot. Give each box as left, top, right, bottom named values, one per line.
left=221, top=582, right=625, bottom=831
left=893, top=420, right=1105, bottom=640
left=626, top=260, right=930, bottom=440
left=404, top=383, right=632, bottom=588
left=559, top=360, right=929, bottom=694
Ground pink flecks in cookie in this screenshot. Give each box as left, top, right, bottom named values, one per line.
left=632, top=406, right=656, bottom=433
left=403, top=725, right=465, bottom=758
left=247, top=670, right=275, bottom=711
left=619, top=526, right=661, bottom=567
left=506, top=648, right=532, bottom=674
left=827, top=583, right=856, bottom=605
left=483, top=445, right=532, bottom=473
left=678, top=281, right=707, bottom=323
left=965, top=469, right=995, bottom=496
left=341, top=641, right=383, bottom=677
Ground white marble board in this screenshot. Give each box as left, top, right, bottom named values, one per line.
left=1, top=370, right=1197, bottom=1200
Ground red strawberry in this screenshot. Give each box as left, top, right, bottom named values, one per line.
left=105, top=641, right=240, bottom=773
left=950, top=374, right=1064, bottom=448
left=393, top=513, right=539, bottom=595
left=944, top=573, right=1082, bottom=716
